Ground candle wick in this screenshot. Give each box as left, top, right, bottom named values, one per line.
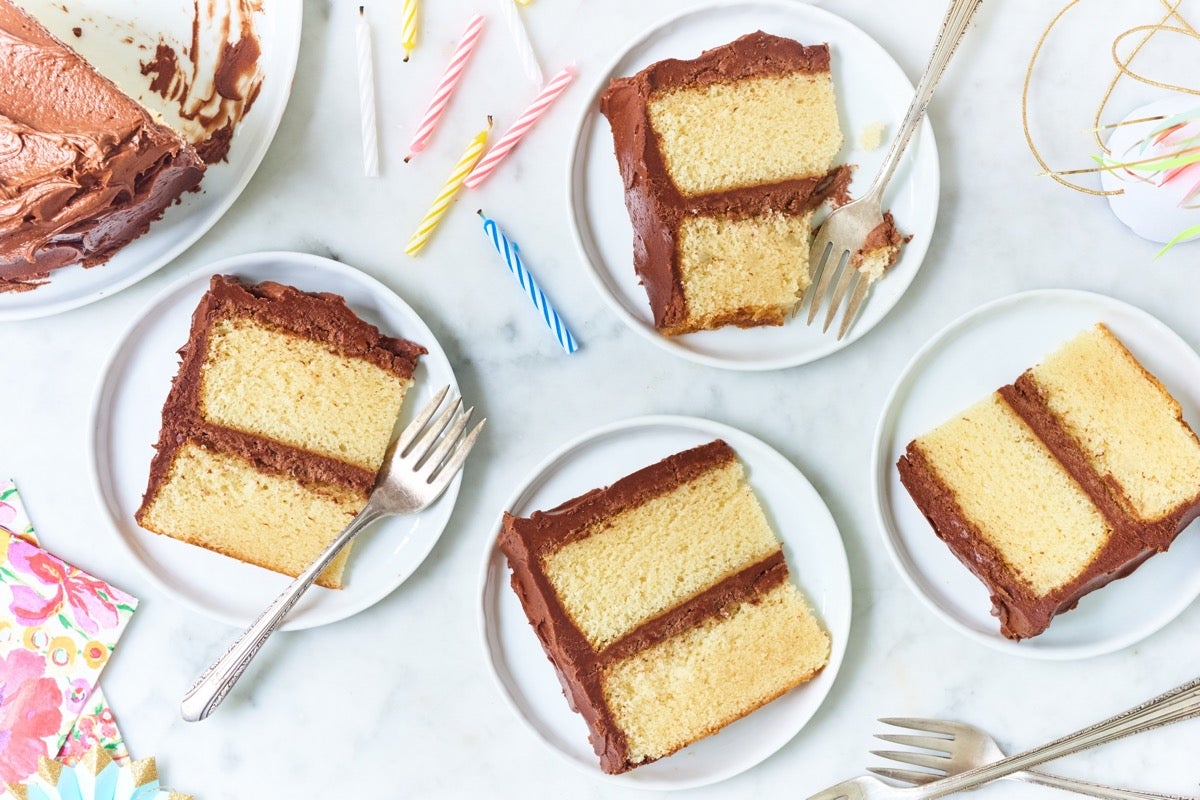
left=359, top=5, right=364, bottom=16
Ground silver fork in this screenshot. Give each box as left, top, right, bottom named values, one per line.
left=801, top=0, right=982, bottom=340
left=872, top=718, right=1193, bottom=800
left=180, top=386, right=484, bottom=722
left=807, top=673, right=1200, bottom=799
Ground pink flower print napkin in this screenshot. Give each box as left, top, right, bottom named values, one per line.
left=0, top=524, right=137, bottom=784
left=0, top=479, right=36, bottom=546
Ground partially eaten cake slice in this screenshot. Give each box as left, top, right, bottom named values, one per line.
left=0, top=0, right=207, bottom=290
left=499, top=440, right=830, bottom=773
left=601, top=32, right=851, bottom=335
left=898, top=324, right=1200, bottom=639
left=136, top=276, right=426, bottom=589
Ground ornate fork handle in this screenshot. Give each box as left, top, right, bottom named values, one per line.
left=1022, top=770, right=1195, bottom=800
left=869, top=0, right=982, bottom=202
left=180, top=504, right=385, bottom=722
left=910, top=676, right=1200, bottom=798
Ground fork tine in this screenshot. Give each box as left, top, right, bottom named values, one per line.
left=868, top=767, right=943, bottom=786
left=405, top=395, right=462, bottom=462
left=874, top=732, right=952, bottom=752
left=395, top=385, right=449, bottom=454
left=428, top=418, right=485, bottom=489
left=838, top=271, right=872, bottom=340
left=870, top=749, right=951, bottom=771
left=807, top=246, right=847, bottom=325
left=823, top=265, right=858, bottom=333
left=805, top=783, right=857, bottom=800
left=418, top=407, right=473, bottom=479
left=879, top=717, right=965, bottom=737
left=799, top=236, right=833, bottom=318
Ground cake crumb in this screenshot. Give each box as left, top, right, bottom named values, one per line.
left=71, top=26, right=81, bottom=37
left=859, top=121, right=886, bottom=151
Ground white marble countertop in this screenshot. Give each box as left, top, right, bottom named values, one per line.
left=4, top=0, right=1200, bottom=797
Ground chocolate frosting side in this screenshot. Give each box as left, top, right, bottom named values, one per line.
left=498, top=439, right=791, bottom=774
left=599, top=33, right=849, bottom=335
left=898, top=386, right=1191, bottom=641
left=136, top=275, right=426, bottom=524
left=0, top=0, right=206, bottom=287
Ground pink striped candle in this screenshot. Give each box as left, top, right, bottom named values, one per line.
left=463, top=64, right=576, bottom=189
left=405, top=14, right=486, bottom=161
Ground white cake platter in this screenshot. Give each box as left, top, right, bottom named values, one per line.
left=0, top=0, right=300, bottom=320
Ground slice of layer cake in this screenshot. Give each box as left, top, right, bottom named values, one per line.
left=0, top=0, right=206, bottom=291
left=136, top=276, right=426, bottom=589
left=898, top=324, right=1200, bottom=639
left=499, top=440, right=830, bottom=773
left=600, top=32, right=851, bottom=335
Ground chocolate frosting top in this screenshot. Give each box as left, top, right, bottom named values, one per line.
left=0, top=0, right=205, bottom=282
left=599, top=32, right=850, bottom=333
left=498, top=440, right=794, bottom=773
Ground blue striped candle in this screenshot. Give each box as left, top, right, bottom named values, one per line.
left=479, top=211, right=579, bottom=354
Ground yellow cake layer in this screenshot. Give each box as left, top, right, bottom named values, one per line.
left=200, top=318, right=410, bottom=471
left=542, top=459, right=780, bottom=651
left=676, top=210, right=813, bottom=331
left=602, top=581, right=830, bottom=765
left=1029, top=325, right=1200, bottom=521
left=138, top=443, right=362, bottom=589
left=914, top=393, right=1111, bottom=596
left=648, top=72, right=841, bottom=197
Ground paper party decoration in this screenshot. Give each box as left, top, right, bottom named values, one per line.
left=6, top=747, right=189, bottom=800
left=0, top=527, right=137, bottom=784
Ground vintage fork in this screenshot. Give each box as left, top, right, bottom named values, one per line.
left=800, top=0, right=982, bottom=340
left=871, top=717, right=1193, bottom=800
left=180, top=386, right=484, bottom=722
left=807, top=673, right=1200, bottom=800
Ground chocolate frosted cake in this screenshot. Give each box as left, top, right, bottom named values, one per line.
left=0, top=0, right=206, bottom=291
left=499, top=440, right=830, bottom=773
left=136, top=276, right=426, bottom=589
left=600, top=32, right=851, bottom=335
left=898, top=325, right=1200, bottom=639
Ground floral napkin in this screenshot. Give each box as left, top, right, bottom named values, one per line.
left=0, top=480, right=137, bottom=785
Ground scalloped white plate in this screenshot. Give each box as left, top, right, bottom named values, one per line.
left=479, top=415, right=851, bottom=789
left=0, top=0, right=300, bottom=320
left=873, top=289, right=1200, bottom=659
left=568, top=0, right=939, bottom=370
left=90, top=251, right=461, bottom=630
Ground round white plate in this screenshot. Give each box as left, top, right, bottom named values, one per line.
left=90, top=251, right=461, bottom=630
left=873, top=289, right=1200, bottom=659
left=0, top=0, right=301, bottom=320
left=479, top=415, right=851, bottom=789
left=568, top=0, right=939, bottom=371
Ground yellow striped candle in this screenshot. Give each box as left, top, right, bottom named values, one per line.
left=402, top=0, right=418, bottom=61
left=405, top=120, right=491, bottom=256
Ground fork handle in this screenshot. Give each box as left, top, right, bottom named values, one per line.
left=1020, top=769, right=1196, bottom=800
left=180, top=503, right=385, bottom=722
left=869, top=0, right=983, bottom=200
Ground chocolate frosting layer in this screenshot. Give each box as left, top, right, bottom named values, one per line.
left=599, top=32, right=849, bottom=335
left=499, top=440, right=798, bottom=774
left=898, top=379, right=1200, bottom=641
left=136, top=275, right=427, bottom=523
left=0, top=0, right=205, bottom=289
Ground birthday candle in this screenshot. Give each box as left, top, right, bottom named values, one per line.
left=479, top=212, right=578, bottom=354
left=405, top=14, right=485, bottom=161
left=464, top=65, right=575, bottom=190
left=355, top=6, right=379, bottom=177
left=402, top=0, right=418, bottom=61
left=498, top=0, right=542, bottom=87
left=405, top=121, right=492, bottom=256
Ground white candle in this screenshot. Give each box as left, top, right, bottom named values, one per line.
left=497, top=0, right=543, bottom=88
left=356, top=6, right=380, bottom=177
